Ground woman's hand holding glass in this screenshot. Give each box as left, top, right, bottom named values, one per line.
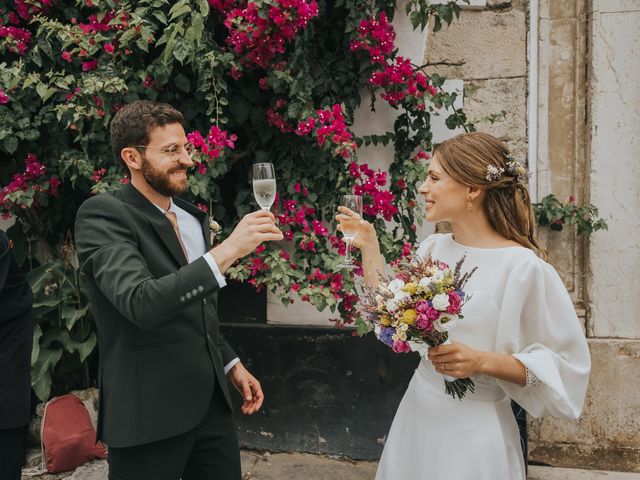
left=335, top=206, right=377, bottom=251
left=335, top=195, right=363, bottom=269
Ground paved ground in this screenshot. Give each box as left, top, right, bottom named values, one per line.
left=21, top=449, right=640, bottom=479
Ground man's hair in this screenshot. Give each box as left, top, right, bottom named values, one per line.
left=110, top=100, right=184, bottom=167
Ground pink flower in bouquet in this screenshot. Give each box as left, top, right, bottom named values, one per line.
left=447, top=291, right=462, bottom=314
left=415, top=314, right=433, bottom=331
left=416, top=300, right=429, bottom=314
left=417, top=301, right=440, bottom=321
left=392, top=339, right=411, bottom=353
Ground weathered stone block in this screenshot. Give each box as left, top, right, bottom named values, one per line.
left=593, top=0, right=640, bottom=13
left=549, top=0, right=579, bottom=19
left=424, top=8, right=526, bottom=79
left=529, top=340, right=640, bottom=472
left=462, top=77, right=527, bottom=159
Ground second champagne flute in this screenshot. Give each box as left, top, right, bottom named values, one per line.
left=252, top=162, right=276, bottom=211
left=338, top=194, right=363, bottom=269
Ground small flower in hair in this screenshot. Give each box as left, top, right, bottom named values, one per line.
left=486, top=164, right=505, bottom=182
left=506, top=160, right=530, bottom=183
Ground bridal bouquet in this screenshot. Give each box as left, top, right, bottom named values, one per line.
left=359, top=254, right=477, bottom=400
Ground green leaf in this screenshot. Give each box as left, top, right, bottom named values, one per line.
left=356, top=319, right=370, bottom=336
left=31, top=325, right=43, bottom=366
left=33, top=298, right=61, bottom=308
left=62, top=304, right=90, bottom=330
left=197, top=0, right=210, bottom=16
left=174, top=73, right=191, bottom=92
left=31, top=347, right=63, bottom=401
left=173, top=39, right=191, bottom=64
left=169, top=1, right=191, bottom=21
left=410, top=11, right=421, bottom=29
left=75, top=332, right=97, bottom=363
left=3, top=136, right=18, bottom=154
left=152, top=10, right=167, bottom=24
left=313, top=295, right=327, bottom=311
left=32, top=370, right=53, bottom=402
left=35, top=83, right=56, bottom=102
left=26, top=263, right=55, bottom=292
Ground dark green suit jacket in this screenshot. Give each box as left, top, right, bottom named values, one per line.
left=75, top=183, right=236, bottom=448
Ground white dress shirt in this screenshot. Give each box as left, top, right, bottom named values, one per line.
left=156, top=200, right=240, bottom=374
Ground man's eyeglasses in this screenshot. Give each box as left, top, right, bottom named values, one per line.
left=134, top=143, right=196, bottom=162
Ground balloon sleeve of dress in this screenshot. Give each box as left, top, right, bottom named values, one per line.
left=494, top=258, right=591, bottom=419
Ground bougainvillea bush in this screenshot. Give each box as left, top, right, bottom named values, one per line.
left=13, top=0, right=580, bottom=402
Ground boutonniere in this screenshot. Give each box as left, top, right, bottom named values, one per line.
left=209, top=217, right=221, bottom=245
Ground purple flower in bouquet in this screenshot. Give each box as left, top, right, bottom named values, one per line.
left=379, top=326, right=395, bottom=347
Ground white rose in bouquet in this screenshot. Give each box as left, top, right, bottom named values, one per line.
left=387, top=278, right=405, bottom=293
left=432, top=293, right=450, bottom=311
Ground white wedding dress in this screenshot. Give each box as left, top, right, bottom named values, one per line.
left=375, top=233, right=591, bottom=480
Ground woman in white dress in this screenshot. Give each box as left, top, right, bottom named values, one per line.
left=336, top=132, right=591, bottom=480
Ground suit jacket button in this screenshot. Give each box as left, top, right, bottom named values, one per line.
left=192, top=288, right=198, bottom=296
left=180, top=295, right=186, bottom=303
left=198, top=285, right=204, bottom=292
left=186, top=292, right=192, bottom=300
left=203, top=298, right=207, bottom=305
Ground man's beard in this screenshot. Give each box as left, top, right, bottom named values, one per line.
left=140, top=156, right=188, bottom=197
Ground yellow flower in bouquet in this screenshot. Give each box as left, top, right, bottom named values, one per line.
left=401, top=309, right=418, bottom=325
left=402, top=282, right=418, bottom=294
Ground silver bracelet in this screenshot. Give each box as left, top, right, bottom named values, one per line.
left=524, top=366, right=541, bottom=388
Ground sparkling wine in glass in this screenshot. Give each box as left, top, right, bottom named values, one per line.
left=338, top=194, right=363, bottom=270
left=252, top=163, right=276, bottom=211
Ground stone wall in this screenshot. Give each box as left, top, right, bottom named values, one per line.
left=423, top=0, right=640, bottom=472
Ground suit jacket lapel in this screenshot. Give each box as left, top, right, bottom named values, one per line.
left=116, top=184, right=188, bottom=266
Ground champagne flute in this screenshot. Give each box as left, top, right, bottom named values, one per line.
left=337, top=194, right=363, bottom=269
left=252, top=163, right=276, bottom=211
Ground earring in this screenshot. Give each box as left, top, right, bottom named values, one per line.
left=466, top=199, right=473, bottom=210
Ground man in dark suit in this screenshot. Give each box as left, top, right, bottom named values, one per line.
left=0, top=230, right=34, bottom=480
left=75, top=100, right=283, bottom=480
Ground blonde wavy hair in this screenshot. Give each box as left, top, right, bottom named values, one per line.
left=434, top=132, right=547, bottom=260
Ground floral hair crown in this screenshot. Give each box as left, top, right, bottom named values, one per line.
left=485, top=153, right=530, bottom=183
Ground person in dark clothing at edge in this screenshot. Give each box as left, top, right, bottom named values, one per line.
left=0, top=229, right=34, bottom=480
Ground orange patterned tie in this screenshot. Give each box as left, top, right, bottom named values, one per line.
left=164, top=210, right=189, bottom=261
